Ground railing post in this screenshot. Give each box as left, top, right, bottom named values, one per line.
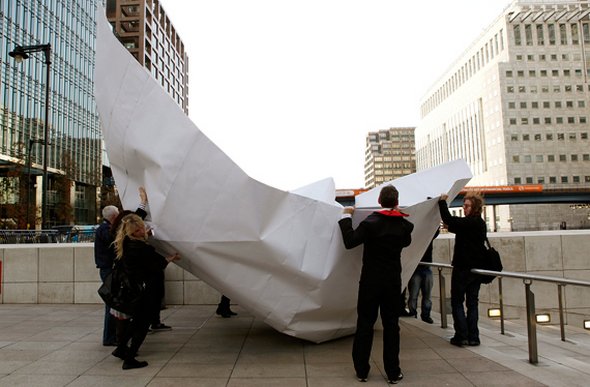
left=558, top=284, right=565, bottom=342
left=498, top=277, right=505, bottom=335
left=524, top=279, right=538, bottom=364
left=438, top=267, right=447, bottom=329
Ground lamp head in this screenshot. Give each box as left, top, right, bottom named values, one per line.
left=9, top=46, right=29, bottom=63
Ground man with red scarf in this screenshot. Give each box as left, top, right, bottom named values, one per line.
left=338, top=185, right=413, bottom=384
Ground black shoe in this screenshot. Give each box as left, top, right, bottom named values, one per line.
left=468, top=340, right=480, bottom=346
left=150, top=323, right=172, bottom=331
left=450, top=337, right=468, bottom=347
left=387, top=372, right=403, bottom=384
left=228, top=309, right=238, bottom=316
left=356, top=374, right=368, bottom=382
left=111, top=346, right=128, bottom=360
left=216, top=306, right=232, bottom=318
left=103, top=341, right=117, bottom=347
left=421, top=316, right=434, bottom=324
left=399, top=309, right=414, bottom=317
left=122, top=358, right=148, bottom=370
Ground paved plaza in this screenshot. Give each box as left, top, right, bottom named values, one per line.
left=0, top=304, right=588, bottom=386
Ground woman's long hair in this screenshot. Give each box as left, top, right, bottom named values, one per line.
left=114, top=213, right=146, bottom=260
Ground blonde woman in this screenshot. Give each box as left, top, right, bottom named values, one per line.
left=111, top=214, right=180, bottom=370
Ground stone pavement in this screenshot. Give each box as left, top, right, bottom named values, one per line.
left=0, top=304, right=588, bottom=386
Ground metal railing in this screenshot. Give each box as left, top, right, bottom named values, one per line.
left=420, top=262, right=590, bottom=365
left=472, top=268, right=590, bottom=364
left=0, top=227, right=97, bottom=244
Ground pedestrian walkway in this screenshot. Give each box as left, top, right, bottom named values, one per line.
left=0, top=304, right=588, bottom=386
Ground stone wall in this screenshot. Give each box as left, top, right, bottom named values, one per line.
left=1, top=231, right=589, bottom=327
left=432, top=230, right=590, bottom=328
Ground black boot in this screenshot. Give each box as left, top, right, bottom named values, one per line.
left=122, top=357, right=148, bottom=370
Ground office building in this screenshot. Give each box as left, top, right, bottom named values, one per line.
left=0, top=0, right=102, bottom=227
left=106, top=0, right=189, bottom=114
left=415, top=0, right=590, bottom=231
left=365, top=127, right=416, bottom=188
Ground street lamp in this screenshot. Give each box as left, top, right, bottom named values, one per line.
left=9, top=44, right=51, bottom=229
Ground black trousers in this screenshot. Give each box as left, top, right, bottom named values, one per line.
left=352, top=277, right=401, bottom=379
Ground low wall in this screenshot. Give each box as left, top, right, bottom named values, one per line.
left=432, top=230, right=590, bottom=328
left=0, top=243, right=221, bottom=305
left=1, top=231, right=589, bottom=327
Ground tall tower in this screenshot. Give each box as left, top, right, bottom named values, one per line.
left=364, top=127, right=416, bottom=188
left=415, top=0, right=590, bottom=231
left=106, top=0, right=189, bottom=114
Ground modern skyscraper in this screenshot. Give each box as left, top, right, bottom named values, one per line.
left=365, top=127, right=416, bottom=188
left=106, top=0, right=189, bottom=114
left=1, top=0, right=102, bottom=228
left=415, top=0, right=590, bottom=231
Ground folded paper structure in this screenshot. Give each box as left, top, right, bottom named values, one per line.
left=94, top=9, right=472, bottom=343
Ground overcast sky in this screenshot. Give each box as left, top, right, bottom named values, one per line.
left=160, top=0, right=513, bottom=191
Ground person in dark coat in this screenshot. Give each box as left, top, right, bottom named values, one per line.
left=111, top=214, right=180, bottom=370
left=439, top=192, right=487, bottom=347
left=94, top=205, right=120, bottom=346
left=338, top=185, right=413, bottom=384
left=407, top=228, right=440, bottom=324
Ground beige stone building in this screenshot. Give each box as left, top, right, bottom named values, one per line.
left=415, top=0, right=590, bottom=231
left=364, top=127, right=416, bottom=188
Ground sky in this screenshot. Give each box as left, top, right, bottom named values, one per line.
left=160, top=0, right=513, bottom=191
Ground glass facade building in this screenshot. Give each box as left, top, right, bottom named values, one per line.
left=1, top=0, right=102, bottom=227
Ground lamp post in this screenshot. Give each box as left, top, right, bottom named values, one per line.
left=9, top=44, right=51, bottom=229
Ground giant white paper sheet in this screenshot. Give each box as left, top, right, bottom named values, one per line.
left=94, top=9, right=472, bottom=343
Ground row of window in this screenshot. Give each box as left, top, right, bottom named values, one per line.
left=509, top=116, right=587, bottom=125
left=514, top=176, right=590, bottom=184
left=510, top=132, right=588, bottom=141
left=515, top=53, right=587, bottom=62
left=506, top=84, right=588, bottom=93
left=513, top=22, right=590, bottom=47
left=512, top=154, right=590, bottom=163
left=508, top=100, right=586, bottom=109
left=506, top=68, right=586, bottom=78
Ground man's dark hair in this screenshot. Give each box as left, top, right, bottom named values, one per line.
left=378, top=185, right=399, bottom=208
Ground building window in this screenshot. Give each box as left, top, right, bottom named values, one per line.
left=535, top=155, right=543, bottom=162
left=514, top=177, right=522, bottom=184
left=573, top=176, right=580, bottom=183
left=521, top=118, right=529, bottom=125
left=578, top=100, right=585, bottom=108
left=550, top=176, right=557, bottom=184
left=546, top=133, right=553, bottom=140
left=506, top=70, right=513, bottom=77
left=583, top=154, right=590, bottom=161
left=543, top=101, right=550, bottom=108
left=581, top=132, right=588, bottom=139
left=523, top=134, right=530, bottom=141
left=514, top=25, right=522, bottom=46
left=580, top=117, right=587, bottom=124
left=559, top=154, right=567, bottom=161
left=569, top=133, right=576, bottom=140
left=534, top=134, right=541, bottom=141
left=572, top=23, right=579, bottom=44
left=511, top=134, right=518, bottom=141
left=532, top=101, right=539, bottom=108
left=545, top=117, right=552, bottom=124
left=556, top=117, right=563, bottom=124
left=520, top=102, right=527, bottom=108
left=524, top=155, right=532, bottom=163
left=571, top=154, right=578, bottom=161
left=561, top=176, right=568, bottom=183
left=537, top=177, right=545, bottom=184
left=533, top=118, right=540, bottom=124
left=564, top=69, right=571, bottom=76
left=512, top=155, right=520, bottom=162
left=548, top=155, right=555, bottom=162
left=548, top=24, right=556, bottom=44
left=526, top=177, right=533, bottom=184
left=510, top=118, right=517, bottom=125
left=537, top=24, right=544, bottom=45
left=507, top=86, right=514, bottom=93
left=508, top=102, right=516, bottom=109
left=518, top=70, right=525, bottom=77
left=555, top=101, right=562, bottom=108
left=557, top=133, right=565, bottom=140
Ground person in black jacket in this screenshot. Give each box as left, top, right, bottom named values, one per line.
left=338, top=185, right=413, bottom=384
left=94, top=187, right=148, bottom=346
left=439, top=192, right=486, bottom=347
left=111, top=213, right=180, bottom=370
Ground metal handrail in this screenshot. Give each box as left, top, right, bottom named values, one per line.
left=419, top=262, right=590, bottom=365
left=472, top=268, right=590, bottom=364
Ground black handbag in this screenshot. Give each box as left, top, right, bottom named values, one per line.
left=98, top=264, right=144, bottom=314
left=478, top=237, right=503, bottom=284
